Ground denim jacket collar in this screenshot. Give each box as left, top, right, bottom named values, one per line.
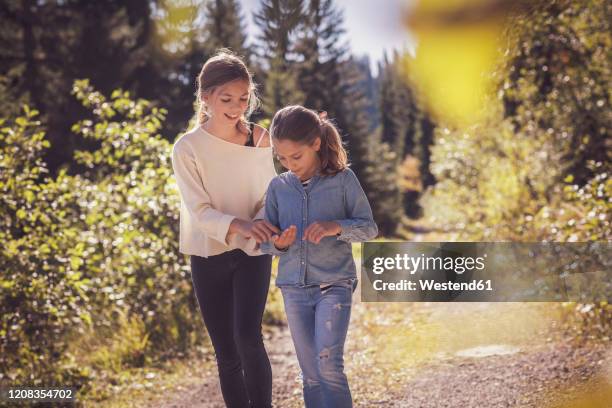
left=287, top=169, right=322, bottom=193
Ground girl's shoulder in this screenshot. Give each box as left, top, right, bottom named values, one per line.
left=323, top=166, right=355, bottom=183
left=269, top=171, right=300, bottom=192
left=342, top=167, right=363, bottom=188
left=322, top=167, right=365, bottom=193
left=251, top=123, right=271, bottom=148
left=172, top=126, right=201, bottom=155
left=272, top=171, right=291, bottom=185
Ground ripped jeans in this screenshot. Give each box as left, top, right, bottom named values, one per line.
left=280, top=279, right=355, bottom=408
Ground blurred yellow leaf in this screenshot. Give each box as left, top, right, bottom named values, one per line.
left=404, top=0, right=507, bottom=126
left=24, top=190, right=35, bottom=203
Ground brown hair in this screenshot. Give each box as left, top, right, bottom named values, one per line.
left=270, top=105, right=348, bottom=176
left=196, top=48, right=259, bottom=133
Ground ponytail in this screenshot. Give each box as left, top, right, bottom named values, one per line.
left=318, top=118, right=348, bottom=176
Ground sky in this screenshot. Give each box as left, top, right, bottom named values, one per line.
left=239, top=0, right=417, bottom=76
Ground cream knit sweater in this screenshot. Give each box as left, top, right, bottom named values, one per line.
left=171, top=126, right=277, bottom=257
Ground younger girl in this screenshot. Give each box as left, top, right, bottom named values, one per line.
left=260, top=105, right=378, bottom=407
left=172, top=49, right=278, bottom=408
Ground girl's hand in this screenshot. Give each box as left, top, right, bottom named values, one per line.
left=272, top=225, right=297, bottom=250
left=303, top=221, right=341, bottom=244
left=232, top=219, right=281, bottom=244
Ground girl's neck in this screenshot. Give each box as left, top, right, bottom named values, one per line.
left=298, top=161, right=321, bottom=181
left=202, top=118, right=241, bottom=142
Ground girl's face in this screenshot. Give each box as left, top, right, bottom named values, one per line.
left=274, top=137, right=321, bottom=181
left=202, top=79, right=250, bottom=125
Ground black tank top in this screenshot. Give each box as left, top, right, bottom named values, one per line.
left=244, top=122, right=255, bottom=146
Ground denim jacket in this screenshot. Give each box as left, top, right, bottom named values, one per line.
left=259, top=167, right=378, bottom=287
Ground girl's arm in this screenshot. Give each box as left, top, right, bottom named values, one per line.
left=252, top=127, right=275, bottom=221
left=252, top=193, right=266, bottom=221
left=334, top=168, right=379, bottom=242
left=172, top=141, right=236, bottom=245
left=259, top=182, right=290, bottom=256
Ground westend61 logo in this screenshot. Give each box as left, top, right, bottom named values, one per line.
left=361, top=242, right=611, bottom=302
left=371, top=253, right=487, bottom=275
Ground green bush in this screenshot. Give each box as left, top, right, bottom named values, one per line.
left=70, top=79, right=202, bottom=358
left=1, top=107, right=92, bottom=385
left=421, top=0, right=611, bottom=243
left=1, top=81, right=204, bottom=389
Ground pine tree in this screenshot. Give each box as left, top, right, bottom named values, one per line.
left=379, top=52, right=422, bottom=158
left=292, top=0, right=405, bottom=235
left=294, top=0, right=360, bottom=168
left=295, top=0, right=348, bottom=116
left=378, top=52, right=437, bottom=219
left=394, top=54, right=436, bottom=189
left=339, top=56, right=404, bottom=236
left=351, top=55, right=379, bottom=132
left=253, top=0, right=304, bottom=117
left=203, top=0, right=249, bottom=58
left=379, top=55, right=404, bottom=148
left=0, top=1, right=214, bottom=172
left=414, top=111, right=436, bottom=188
left=363, top=139, right=405, bottom=235
left=0, top=1, right=159, bottom=171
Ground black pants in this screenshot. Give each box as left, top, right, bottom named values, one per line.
left=190, top=249, right=273, bottom=408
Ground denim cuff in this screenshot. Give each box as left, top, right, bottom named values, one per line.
left=335, top=219, right=378, bottom=242
left=260, top=240, right=289, bottom=256
left=335, top=220, right=359, bottom=242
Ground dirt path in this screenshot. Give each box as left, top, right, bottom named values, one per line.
left=390, top=340, right=611, bottom=408
left=153, top=325, right=302, bottom=408
left=151, top=300, right=610, bottom=408
left=138, top=237, right=611, bottom=408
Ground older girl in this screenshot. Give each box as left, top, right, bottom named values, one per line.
left=172, top=49, right=278, bottom=408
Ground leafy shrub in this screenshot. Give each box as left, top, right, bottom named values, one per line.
left=1, top=81, right=205, bottom=388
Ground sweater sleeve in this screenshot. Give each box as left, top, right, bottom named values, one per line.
left=253, top=200, right=266, bottom=221
left=253, top=151, right=277, bottom=221
left=172, top=141, right=235, bottom=245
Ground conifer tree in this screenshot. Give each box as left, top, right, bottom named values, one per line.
left=341, top=57, right=404, bottom=236
left=203, top=0, right=249, bottom=58
left=294, top=0, right=362, bottom=169
left=0, top=1, right=212, bottom=171
left=295, top=0, right=347, bottom=117
left=379, top=52, right=421, bottom=158
left=293, top=0, right=405, bottom=235
left=379, top=52, right=437, bottom=219
left=379, top=55, right=405, bottom=149
left=253, top=0, right=304, bottom=117
left=351, top=56, right=379, bottom=132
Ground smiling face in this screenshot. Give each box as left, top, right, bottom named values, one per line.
left=273, top=137, right=322, bottom=181
left=202, top=79, right=250, bottom=125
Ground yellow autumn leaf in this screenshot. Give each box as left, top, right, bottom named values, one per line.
left=24, top=190, right=35, bottom=203
left=404, top=0, right=507, bottom=126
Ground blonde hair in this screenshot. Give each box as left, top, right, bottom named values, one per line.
left=196, top=48, right=259, bottom=133
left=270, top=105, right=348, bottom=176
